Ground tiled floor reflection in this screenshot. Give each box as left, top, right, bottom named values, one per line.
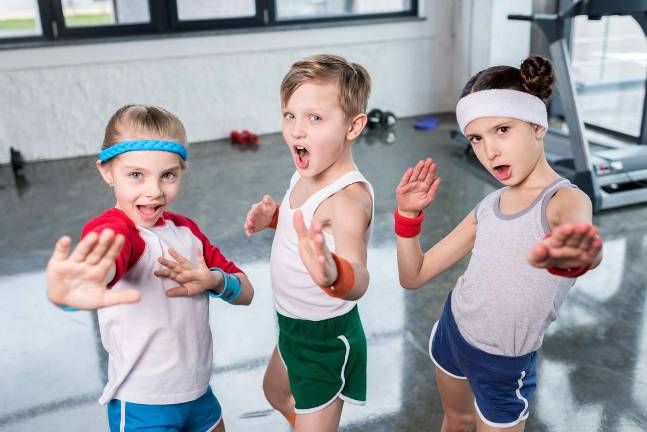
left=1, top=116, right=646, bottom=431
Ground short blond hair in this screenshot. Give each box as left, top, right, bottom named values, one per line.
left=102, top=104, right=187, bottom=150
left=280, top=54, right=371, bottom=118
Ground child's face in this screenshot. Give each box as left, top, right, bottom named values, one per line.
left=97, top=150, right=183, bottom=227
left=465, top=117, right=545, bottom=186
left=282, top=81, right=353, bottom=178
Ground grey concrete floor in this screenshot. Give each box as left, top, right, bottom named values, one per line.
left=1, top=115, right=646, bottom=431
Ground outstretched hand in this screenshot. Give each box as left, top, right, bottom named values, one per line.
left=293, top=210, right=338, bottom=287
left=396, top=158, right=442, bottom=217
left=528, top=222, right=602, bottom=270
left=46, top=229, right=141, bottom=310
left=155, top=248, right=221, bottom=297
left=244, top=195, right=279, bottom=237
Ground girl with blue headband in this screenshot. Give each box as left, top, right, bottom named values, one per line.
left=394, top=56, right=603, bottom=431
left=46, top=104, right=254, bottom=432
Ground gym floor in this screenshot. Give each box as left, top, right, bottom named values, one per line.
left=1, top=115, right=646, bottom=432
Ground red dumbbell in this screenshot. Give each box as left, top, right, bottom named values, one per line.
left=230, top=130, right=259, bottom=145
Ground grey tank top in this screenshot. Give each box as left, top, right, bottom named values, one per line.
left=451, top=178, right=577, bottom=356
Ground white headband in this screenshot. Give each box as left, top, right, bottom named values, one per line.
left=456, top=89, right=548, bottom=135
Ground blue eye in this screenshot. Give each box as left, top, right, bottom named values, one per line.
left=284, top=113, right=295, bottom=120
left=129, top=172, right=142, bottom=179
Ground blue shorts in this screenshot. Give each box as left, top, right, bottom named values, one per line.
left=429, top=292, right=538, bottom=428
left=107, top=386, right=222, bottom=432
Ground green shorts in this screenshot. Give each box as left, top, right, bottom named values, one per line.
left=277, top=305, right=367, bottom=413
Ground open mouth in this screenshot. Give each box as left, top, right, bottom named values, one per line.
left=294, top=145, right=310, bottom=169
left=137, top=204, right=164, bottom=220
left=493, top=164, right=511, bottom=180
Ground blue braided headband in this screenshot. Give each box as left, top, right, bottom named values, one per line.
left=98, top=140, right=188, bottom=162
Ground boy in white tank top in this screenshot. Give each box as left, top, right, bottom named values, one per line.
left=244, top=54, right=374, bottom=432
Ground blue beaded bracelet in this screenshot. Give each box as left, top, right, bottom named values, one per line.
left=208, top=268, right=242, bottom=303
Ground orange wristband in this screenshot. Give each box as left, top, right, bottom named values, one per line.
left=321, top=253, right=355, bottom=298
left=269, top=207, right=279, bottom=229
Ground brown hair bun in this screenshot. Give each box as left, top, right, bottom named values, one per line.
left=520, top=56, right=555, bottom=102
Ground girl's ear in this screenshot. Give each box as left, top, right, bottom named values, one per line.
left=96, top=160, right=114, bottom=187
left=534, top=124, right=547, bottom=140
left=346, top=113, right=368, bottom=141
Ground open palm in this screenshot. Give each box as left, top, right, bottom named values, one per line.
left=155, top=248, right=217, bottom=297
left=244, top=195, right=279, bottom=237
left=46, top=229, right=141, bottom=310
left=396, top=158, right=442, bottom=215
left=529, top=222, right=603, bottom=270
left=293, top=210, right=337, bottom=287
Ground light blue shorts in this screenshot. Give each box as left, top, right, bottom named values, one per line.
left=107, top=386, right=222, bottom=432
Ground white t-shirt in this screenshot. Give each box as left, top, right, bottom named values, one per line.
left=82, top=208, right=242, bottom=405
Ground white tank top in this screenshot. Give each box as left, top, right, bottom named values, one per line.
left=270, top=170, right=374, bottom=321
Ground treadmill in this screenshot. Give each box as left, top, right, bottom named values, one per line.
left=455, top=0, right=647, bottom=212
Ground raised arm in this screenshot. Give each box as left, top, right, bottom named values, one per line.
left=395, top=158, right=476, bottom=289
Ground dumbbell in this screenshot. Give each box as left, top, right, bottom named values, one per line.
left=230, top=130, right=259, bottom=145
left=367, top=109, right=397, bottom=129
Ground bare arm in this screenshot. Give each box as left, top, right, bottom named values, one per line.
left=394, top=158, right=476, bottom=289
left=398, top=211, right=477, bottom=289
left=329, top=185, right=372, bottom=300
left=230, top=273, right=254, bottom=305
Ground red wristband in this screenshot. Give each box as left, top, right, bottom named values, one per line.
left=394, top=208, right=424, bottom=238
left=547, top=265, right=591, bottom=278
left=544, top=231, right=591, bottom=278
left=321, top=253, right=355, bottom=299
left=268, top=207, right=279, bottom=229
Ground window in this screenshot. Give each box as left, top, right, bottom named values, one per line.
left=571, top=15, right=646, bottom=139
left=275, top=0, right=413, bottom=21
left=1, top=0, right=418, bottom=45
left=0, top=0, right=43, bottom=39
left=176, top=0, right=256, bottom=21
left=61, top=0, right=151, bottom=28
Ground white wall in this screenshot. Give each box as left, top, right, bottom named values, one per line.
left=451, top=0, right=532, bottom=97
left=0, top=0, right=532, bottom=164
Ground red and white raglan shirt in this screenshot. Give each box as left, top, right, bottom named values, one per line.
left=81, top=208, right=242, bottom=405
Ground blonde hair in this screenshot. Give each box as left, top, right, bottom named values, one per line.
left=280, top=54, right=371, bottom=118
left=102, top=104, right=187, bottom=150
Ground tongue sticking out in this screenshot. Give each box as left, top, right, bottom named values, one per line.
left=295, top=148, right=309, bottom=169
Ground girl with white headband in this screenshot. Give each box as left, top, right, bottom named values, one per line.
left=394, top=56, right=603, bottom=431
left=46, top=105, right=255, bottom=432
